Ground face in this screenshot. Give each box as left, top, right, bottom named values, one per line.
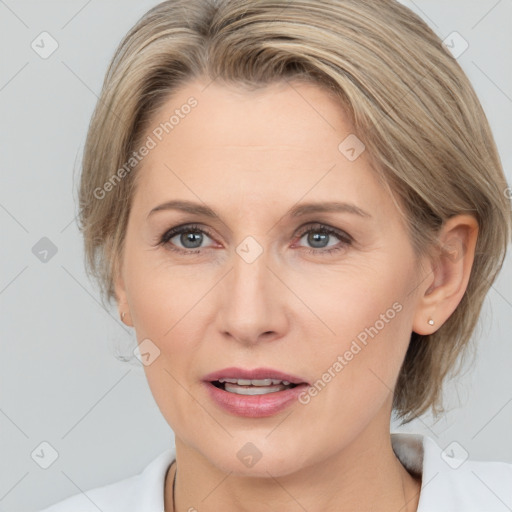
left=115, top=79, right=429, bottom=477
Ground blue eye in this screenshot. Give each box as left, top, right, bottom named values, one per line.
left=159, top=224, right=215, bottom=253
left=295, top=224, right=353, bottom=255
left=158, top=223, right=353, bottom=256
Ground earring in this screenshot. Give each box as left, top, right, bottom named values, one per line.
left=121, top=312, right=126, bottom=322
left=427, top=318, right=435, bottom=326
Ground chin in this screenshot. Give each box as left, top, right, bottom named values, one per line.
left=196, top=435, right=311, bottom=478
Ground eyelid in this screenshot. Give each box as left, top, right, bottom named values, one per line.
left=158, top=223, right=217, bottom=247
left=294, top=222, right=353, bottom=242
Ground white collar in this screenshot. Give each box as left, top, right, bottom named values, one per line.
left=390, top=431, right=512, bottom=511
left=54, top=432, right=511, bottom=511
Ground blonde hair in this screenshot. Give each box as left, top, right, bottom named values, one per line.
left=78, top=0, right=511, bottom=422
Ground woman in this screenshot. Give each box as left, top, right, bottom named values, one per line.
left=39, top=0, right=512, bottom=510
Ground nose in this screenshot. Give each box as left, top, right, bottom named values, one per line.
left=215, top=244, right=289, bottom=346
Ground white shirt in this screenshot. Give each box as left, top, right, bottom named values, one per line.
left=39, top=432, right=512, bottom=511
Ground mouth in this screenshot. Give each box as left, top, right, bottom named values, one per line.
left=203, top=367, right=309, bottom=393
left=202, top=367, right=309, bottom=417
left=210, top=378, right=299, bottom=395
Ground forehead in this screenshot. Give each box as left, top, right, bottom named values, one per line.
left=131, top=78, right=393, bottom=221
left=153, top=78, right=349, bottom=149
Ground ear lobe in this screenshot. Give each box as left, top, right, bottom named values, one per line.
left=412, top=214, right=478, bottom=335
left=114, top=271, right=132, bottom=326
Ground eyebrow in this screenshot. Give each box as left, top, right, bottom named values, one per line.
left=148, top=199, right=371, bottom=220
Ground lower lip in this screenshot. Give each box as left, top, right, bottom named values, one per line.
left=203, top=382, right=308, bottom=418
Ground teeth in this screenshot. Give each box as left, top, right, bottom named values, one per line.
left=224, top=383, right=290, bottom=395
left=218, top=378, right=293, bottom=386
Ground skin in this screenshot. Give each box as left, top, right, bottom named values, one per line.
left=115, top=78, right=478, bottom=512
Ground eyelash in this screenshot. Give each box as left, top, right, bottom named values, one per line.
left=157, top=223, right=353, bottom=256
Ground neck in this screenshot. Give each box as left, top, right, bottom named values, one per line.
left=164, top=427, right=422, bottom=512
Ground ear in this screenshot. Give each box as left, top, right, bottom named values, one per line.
left=114, top=269, right=133, bottom=327
left=412, top=214, right=479, bottom=335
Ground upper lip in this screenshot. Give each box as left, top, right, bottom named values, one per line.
left=203, top=367, right=309, bottom=385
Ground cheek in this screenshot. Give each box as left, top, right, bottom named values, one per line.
left=292, top=261, right=409, bottom=350
left=293, top=264, right=413, bottom=404
left=123, top=249, right=211, bottom=416
left=125, top=245, right=214, bottom=340
left=130, top=274, right=208, bottom=435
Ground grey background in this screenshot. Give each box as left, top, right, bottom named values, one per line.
left=0, top=1, right=511, bottom=510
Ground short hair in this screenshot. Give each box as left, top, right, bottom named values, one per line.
left=78, top=0, right=511, bottom=422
